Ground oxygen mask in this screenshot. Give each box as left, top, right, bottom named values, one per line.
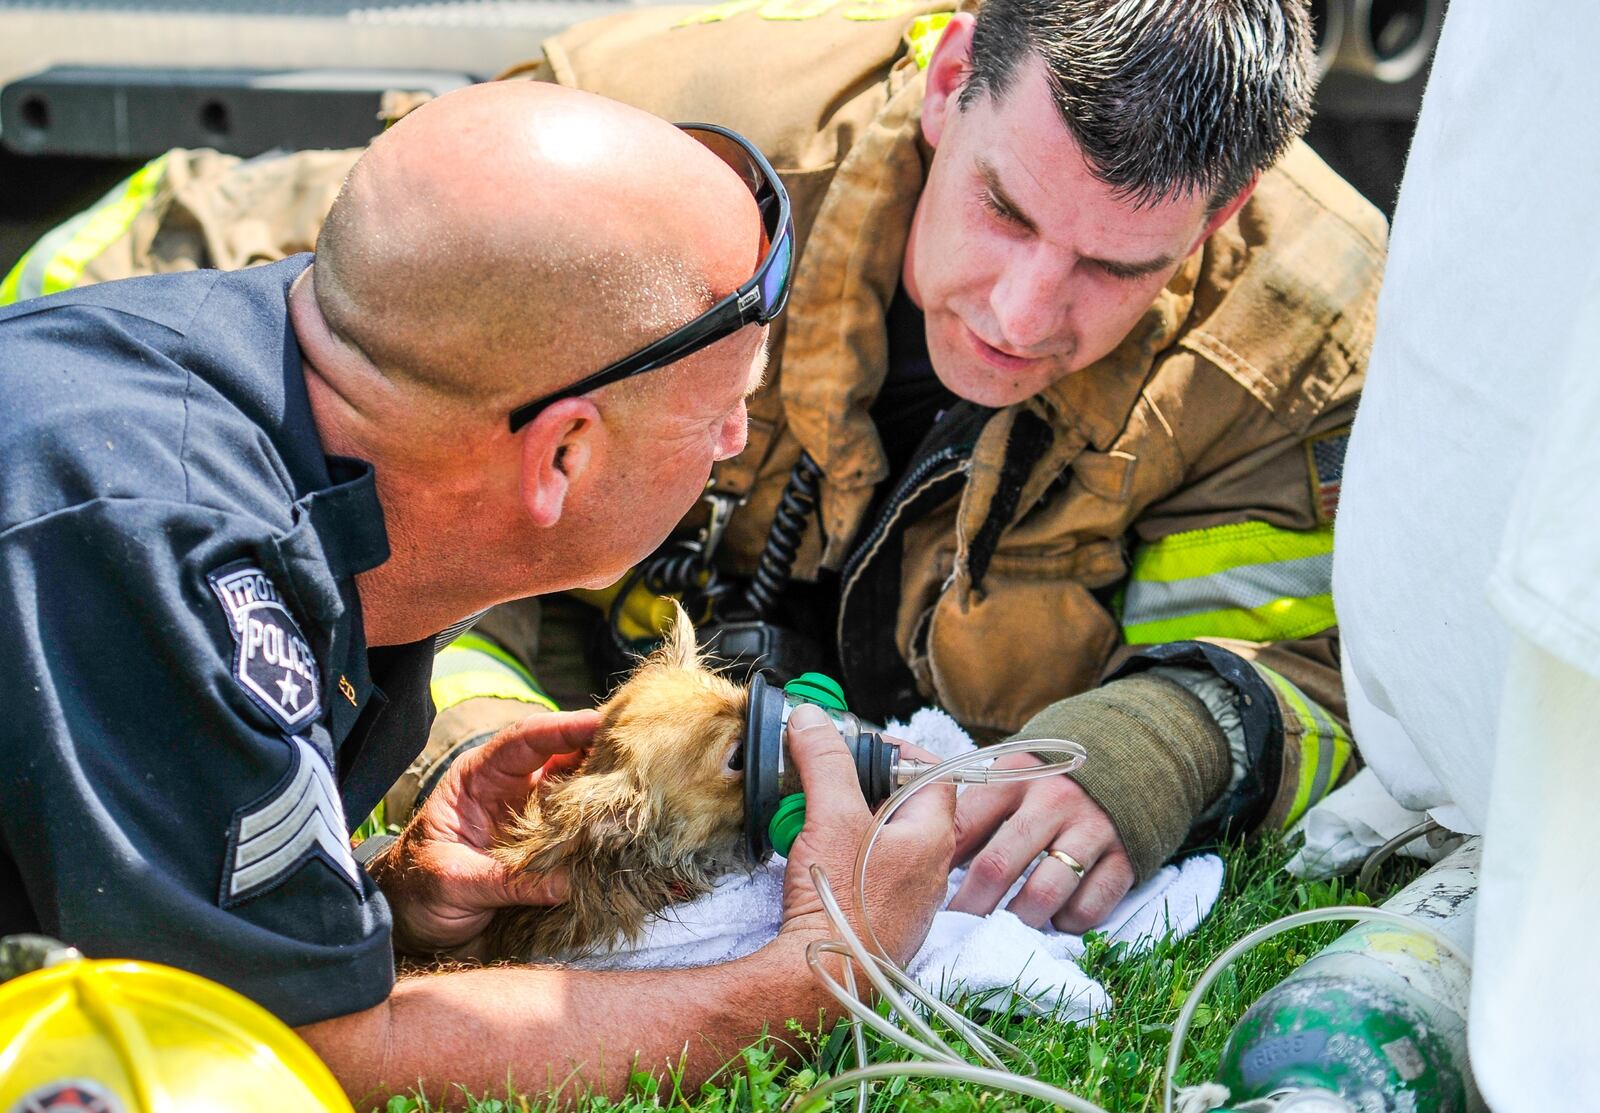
left=736, top=672, right=1062, bottom=860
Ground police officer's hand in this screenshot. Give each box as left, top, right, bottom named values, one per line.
left=776, top=705, right=954, bottom=967
left=948, top=753, right=1135, bottom=934
left=370, top=708, right=600, bottom=955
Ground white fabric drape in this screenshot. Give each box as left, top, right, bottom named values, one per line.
left=1332, top=3, right=1600, bottom=1107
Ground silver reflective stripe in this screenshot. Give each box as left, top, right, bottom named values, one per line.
left=1122, top=552, right=1333, bottom=626
left=229, top=736, right=358, bottom=898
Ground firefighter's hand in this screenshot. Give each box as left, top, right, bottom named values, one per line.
left=777, top=704, right=955, bottom=967
left=948, top=753, right=1135, bottom=934
left=368, top=709, right=599, bottom=956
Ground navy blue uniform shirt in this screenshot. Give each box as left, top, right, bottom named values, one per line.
left=0, top=255, right=436, bottom=1026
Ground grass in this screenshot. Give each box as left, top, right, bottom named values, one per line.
left=369, top=837, right=1420, bottom=1113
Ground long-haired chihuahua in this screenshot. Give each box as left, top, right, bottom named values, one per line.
left=484, top=604, right=751, bottom=959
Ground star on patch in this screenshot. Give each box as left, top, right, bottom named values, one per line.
left=276, top=671, right=303, bottom=710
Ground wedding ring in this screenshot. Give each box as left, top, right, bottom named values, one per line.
left=1044, top=849, right=1087, bottom=879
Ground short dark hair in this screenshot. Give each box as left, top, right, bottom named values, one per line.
left=959, top=0, right=1316, bottom=209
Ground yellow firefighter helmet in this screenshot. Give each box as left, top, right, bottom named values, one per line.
left=0, top=936, right=353, bottom=1112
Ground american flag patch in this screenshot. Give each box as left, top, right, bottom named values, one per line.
left=1305, top=428, right=1349, bottom=523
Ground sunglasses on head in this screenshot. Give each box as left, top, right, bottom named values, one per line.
left=507, top=122, right=795, bottom=433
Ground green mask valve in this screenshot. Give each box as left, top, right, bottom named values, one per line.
left=784, top=672, right=848, bottom=711
left=764, top=678, right=843, bottom=857
left=767, top=793, right=809, bottom=857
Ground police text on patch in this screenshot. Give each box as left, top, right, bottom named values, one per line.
left=208, top=562, right=322, bottom=732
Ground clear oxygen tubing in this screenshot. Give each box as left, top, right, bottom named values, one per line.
left=793, top=737, right=1123, bottom=1113
left=852, top=738, right=1090, bottom=964
left=1160, top=905, right=1475, bottom=1113
left=1355, top=817, right=1442, bottom=895
left=790, top=737, right=1478, bottom=1113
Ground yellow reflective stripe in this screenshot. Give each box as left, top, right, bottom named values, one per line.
left=844, top=0, right=918, bottom=20
left=906, top=11, right=952, bottom=69
left=675, top=0, right=761, bottom=24
left=432, top=672, right=558, bottom=713
left=1258, top=666, right=1352, bottom=829
left=0, top=254, right=24, bottom=305
left=1121, top=521, right=1337, bottom=645
left=0, top=207, right=84, bottom=306
left=39, top=155, right=170, bottom=296
left=0, top=203, right=91, bottom=306
left=757, top=0, right=838, bottom=18
left=1130, top=521, right=1334, bottom=583
left=449, top=631, right=540, bottom=686
left=431, top=632, right=557, bottom=713
left=1122, top=593, right=1336, bottom=646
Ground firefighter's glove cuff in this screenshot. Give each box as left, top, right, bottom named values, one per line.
left=1010, top=674, right=1231, bottom=882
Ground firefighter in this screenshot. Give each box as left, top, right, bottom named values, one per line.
left=2, top=0, right=1385, bottom=935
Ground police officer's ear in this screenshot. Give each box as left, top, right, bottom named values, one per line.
left=516, top=396, right=602, bottom=528
left=920, top=12, right=977, bottom=149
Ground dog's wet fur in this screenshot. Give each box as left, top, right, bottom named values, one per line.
left=484, top=605, right=750, bottom=960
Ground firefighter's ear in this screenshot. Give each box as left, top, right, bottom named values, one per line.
left=517, top=396, right=601, bottom=527
left=921, top=12, right=977, bottom=149
left=1189, top=174, right=1260, bottom=254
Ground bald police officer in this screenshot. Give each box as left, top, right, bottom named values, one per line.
left=0, top=82, right=955, bottom=1103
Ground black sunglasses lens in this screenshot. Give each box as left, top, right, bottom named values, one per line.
left=687, top=128, right=783, bottom=239
left=684, top=125, right=791, bottom=319
left=688, top=128, right=765, bottom=196
left=759, top=231, right=793, bottom=316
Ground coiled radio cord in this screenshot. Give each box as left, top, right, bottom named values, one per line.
left=600, top=453, right=823, bottom=675
left=744, top=451, right=822, bottom=620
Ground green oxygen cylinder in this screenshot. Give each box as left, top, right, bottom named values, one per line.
left=1201, top=840, right=1485, bottom=1113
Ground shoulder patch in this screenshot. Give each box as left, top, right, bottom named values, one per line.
left=208, top=561, right=322, bottom=733
left=222, top=734, right=361, bottom=907
left=1305, top=427, right=1349, bottom=524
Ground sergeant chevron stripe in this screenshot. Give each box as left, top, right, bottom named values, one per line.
left=223, top=734, right=360, bottom=905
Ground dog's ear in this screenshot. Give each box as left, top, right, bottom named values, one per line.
left=496, top=769, right=641, bottom=878
left=655, top=599, right=700, bottom=670
left=492, top=771, right=705, bottom=956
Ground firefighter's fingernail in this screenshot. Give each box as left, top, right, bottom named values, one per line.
left=788, top=704, right=831, bottom=733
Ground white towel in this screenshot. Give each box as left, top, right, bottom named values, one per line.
left=567, top=708, right=1224, bottom=1020
left=1285, top=767, right=1463, bottom=881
